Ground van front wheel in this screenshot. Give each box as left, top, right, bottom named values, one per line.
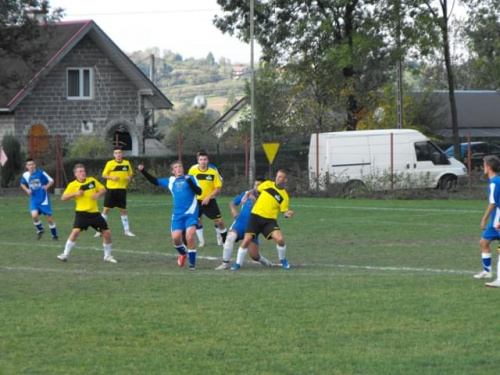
left=439, top=175, right=457, bottom=190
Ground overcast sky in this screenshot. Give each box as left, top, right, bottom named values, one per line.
left=49, top=0, right=261, bottom=64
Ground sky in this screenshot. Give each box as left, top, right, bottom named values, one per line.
left=49, top=0, right=261, bottom=64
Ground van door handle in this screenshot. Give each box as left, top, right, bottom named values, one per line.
left=406, top=164, right=410, bottom=169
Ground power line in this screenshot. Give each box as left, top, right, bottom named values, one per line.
left=65, top=9, right=219, bottom=17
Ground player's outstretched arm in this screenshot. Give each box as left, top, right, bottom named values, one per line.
left=137, top=165, right=159, bottom=186
left=186, top=176, right=202, bottom=195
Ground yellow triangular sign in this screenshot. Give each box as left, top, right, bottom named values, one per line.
left=262, top=142, right=280, bottom=164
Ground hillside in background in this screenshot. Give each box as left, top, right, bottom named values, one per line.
left=128, top=48, right=249, bottom=114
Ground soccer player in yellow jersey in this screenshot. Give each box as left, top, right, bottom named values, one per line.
left=97, top=147, right=135, bottom=237
left=232, top=169, right=294, bottom=270
left=188, top=151, right=227, bottom=247
left=57, top=164, right=117, bottom=263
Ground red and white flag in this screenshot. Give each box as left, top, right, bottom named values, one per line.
left=0, top=147, right=8, bottom=166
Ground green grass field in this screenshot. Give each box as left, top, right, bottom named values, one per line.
left=1, top=194, right=499, bottom=374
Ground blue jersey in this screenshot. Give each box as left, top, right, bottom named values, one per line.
left=488, top=175, right=500, bottom=222
left=482, top=175, right=500, bottom=241
left=232, top=191, right=255, bottom=226
left=21, top=169, right=53, bottom=209
left=230, top=190, right=259, bottom=244
left=157, top=175, right=200, bottom=215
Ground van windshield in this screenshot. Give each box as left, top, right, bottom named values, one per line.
left=415, top=141, right=449, bottom=165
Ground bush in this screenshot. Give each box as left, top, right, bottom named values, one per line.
left=1, top=135, right=24, bottom=188
left=69, top=134, right=112, bottom=158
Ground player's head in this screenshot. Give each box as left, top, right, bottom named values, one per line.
left=197, top=150, right=209, bottom=169
left=113, top=147, right=123, bottom=162
left=275, top=169, right=287, bottom=188
left=25, top=158, right=36, bottom=173
left=73, top=163, right=86, bottom=181
left=254, top=177, right=265, bottom=188
left=170, top=160, right=184, bottom=177
left=484, top=155, right=500, bottom=174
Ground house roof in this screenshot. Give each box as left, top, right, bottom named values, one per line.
left=433, top=90, right=500, bottom=129
left=0, top=20, right=173, bottom=111
left=209, top=96, right=248, bottom=131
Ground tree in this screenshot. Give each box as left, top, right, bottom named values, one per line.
left=462, top=1, right=500, bottom=89
left=1, top=134, right=24, bottom=187
left=0, top=1, right=63, bottom=91
left=214, top=1, right=399, bottom=134
left=164, top=108, right=219, bottom=154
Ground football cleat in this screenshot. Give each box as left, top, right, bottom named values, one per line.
left=124, top=231, right=136, bottom=237
left=94, top=232, right=102, bottom=238
left=177, top=254, right=187, bottom=267
left=215, top=262, right=230, bottom=271
left=37, top=230, right=44, bottom=240
left=57, top=253, right=68, bottom=262
left=103, top=255, right=118, bottom=263
left=231, top=263, right=241, bottom=271
left=52, top=236, right=59, bottom=241
left=474, top=271, right=493, bottom=279
left=189, top=264, right=196, bottom=271
left=198, top=240, right=205, bottom=248
left=281, top=258, right=291, bottom=270
left=485, top=279, right=500, bottom=288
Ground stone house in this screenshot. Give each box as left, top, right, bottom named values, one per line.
left=0, top=20, right=173, bottom=156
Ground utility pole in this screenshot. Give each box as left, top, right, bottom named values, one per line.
left=146, top=54, right=155, bottom=154
left=249, top=0, right=256, bottom=184
left=396, top=0, right=403, bottom=129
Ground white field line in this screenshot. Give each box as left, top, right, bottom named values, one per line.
left=294, top=204, right=482, bottom=214
left=1, top=241, right=475, bottom=276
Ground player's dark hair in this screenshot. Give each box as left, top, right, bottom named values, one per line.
left=197, top=150, right=208, bottom=158
left=255, top=177, right=265, bottom=183
left=113, top=146, right=122, bottom=151
left=484, top=155, right=500, bottom=173
left=25, top=157, right=34, bottom=163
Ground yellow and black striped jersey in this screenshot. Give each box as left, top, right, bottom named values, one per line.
left=188, top=164, right=222, bottom=200
left=252, top=180, right=290, bottom=219
left=102, top=159, right=133, bottom=189
left=64, top=177, right=105, bottom=213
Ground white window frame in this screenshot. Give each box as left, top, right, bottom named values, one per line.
left=67, top=67, right=94, bottom=100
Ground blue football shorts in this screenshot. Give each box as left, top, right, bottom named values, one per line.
left=171, top=212, right=198, bottom=232
left=482, top=223, right=500, bottom=241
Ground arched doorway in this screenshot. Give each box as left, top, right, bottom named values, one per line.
left=104, top=121, right=140, bottom=156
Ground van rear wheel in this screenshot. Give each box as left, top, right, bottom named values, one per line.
left=439, top=175, right=457, bottom=190
left=343, top=180, right=367, bottom=197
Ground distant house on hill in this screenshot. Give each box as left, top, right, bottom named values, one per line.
left=210, top=97, right=248, bottom=137
left=429, top=90, right=500, bottom=139
left=0, top=19, right=173, bottom=157
left=231, top=66, right=250, bottom=80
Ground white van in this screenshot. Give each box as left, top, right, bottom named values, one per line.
left=308, top=129, right=467, bottom=191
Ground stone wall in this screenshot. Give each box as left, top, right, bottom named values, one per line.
left=13, top=36, right=143, bottom=152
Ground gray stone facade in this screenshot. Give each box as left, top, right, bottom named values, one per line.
left=12, top=36, right=145, bottom=155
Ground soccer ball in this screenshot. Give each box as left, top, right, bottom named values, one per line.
left=193, top=95, right=207, bottom=109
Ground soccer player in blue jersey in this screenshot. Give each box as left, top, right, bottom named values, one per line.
left=20, top=158, right=58, bottom=240
left=137, top=161, right=202, bottom=270
left=477, top=155, right=500, bottom=287
left=214, top=177, right=274, bottom=270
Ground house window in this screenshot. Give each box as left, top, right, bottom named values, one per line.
left=67, top=68, right=93, bottom=99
